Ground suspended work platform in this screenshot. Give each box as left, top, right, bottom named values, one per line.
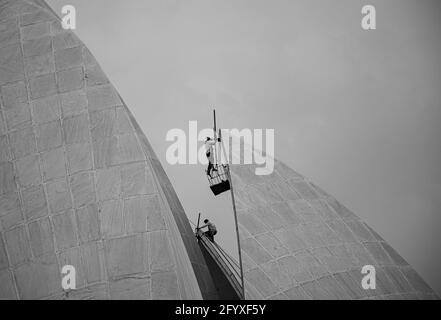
left=206, top=164, right=231, bottom=196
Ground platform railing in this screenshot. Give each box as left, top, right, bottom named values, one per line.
left=205, top=164, right=229, bottom=186
left=196, top=230, right=244, bottom=299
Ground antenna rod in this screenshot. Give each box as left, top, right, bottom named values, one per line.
left=219, top=129, right=245, bottom=299
left=196, top=212, right=201, bottom=231
left=213, top=109, right=220, bottom=165
left=227, top=165, right=245, bottom=299
left=213, top=109, right=217, bottom=135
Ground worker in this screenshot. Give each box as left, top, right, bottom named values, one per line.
left=199, top=218, right=217, bottom=242
left=205, top=137, right=219, bottom=178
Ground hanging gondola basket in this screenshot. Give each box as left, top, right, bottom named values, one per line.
left=206, top=164, right=231, bottom=196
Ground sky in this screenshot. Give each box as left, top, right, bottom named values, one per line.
left=47, top=0, right=441, bottom=294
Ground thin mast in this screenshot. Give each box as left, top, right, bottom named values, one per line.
left=219, top=127, right=246, bottom=299
left=213, top=109, right=220, bottom=166
left=196, top=212, right=201, bottom=230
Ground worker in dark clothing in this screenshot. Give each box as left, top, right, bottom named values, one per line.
left=199, top=219, right=217, bottom=242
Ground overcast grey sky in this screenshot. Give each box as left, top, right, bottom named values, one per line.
left=47, top=0, right=441, bottom=294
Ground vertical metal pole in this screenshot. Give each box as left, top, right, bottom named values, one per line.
left=219, top=129, right=228, bottom=168
left=219, top=129, right=245, bottom=299
left=227, top=166, right=245, bottom=299
left=196, top=212, right=201, bottom=231
left=213, top=109, right=217, bottom=134
left=213, top=109, right=220, bottom=166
